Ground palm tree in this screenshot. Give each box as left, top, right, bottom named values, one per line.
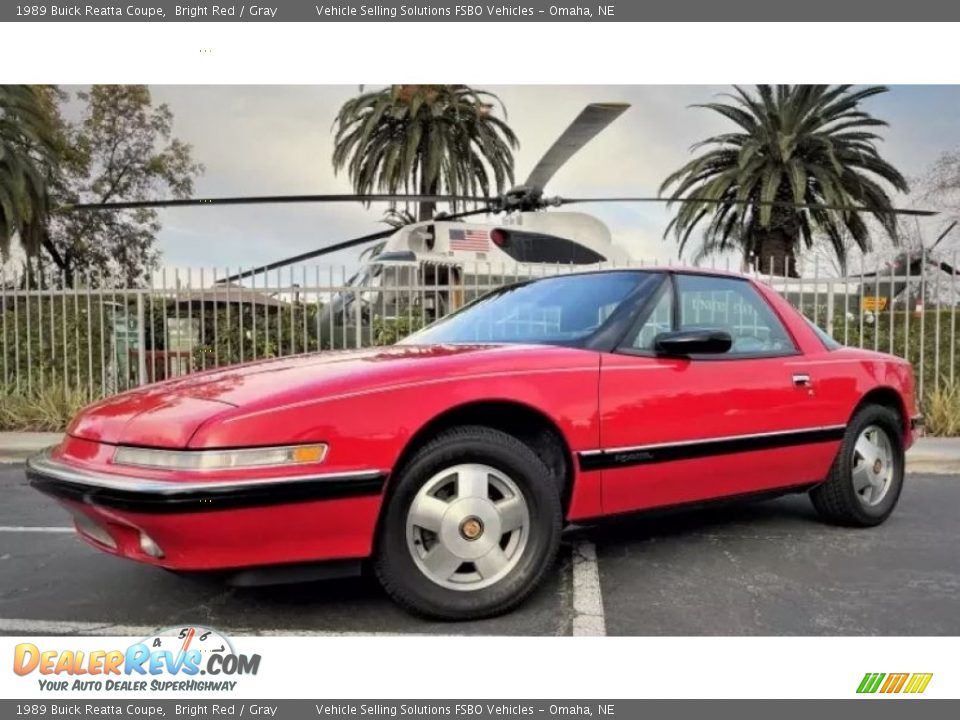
left=380, top=207, right=416, bottom=229
left=0, top=85, right=57, bottom=263
left=358, top=208, right=417, bottom=262
left=333, top=85, right=518, bottom=222
left=660, top=85, right=909, bottom=276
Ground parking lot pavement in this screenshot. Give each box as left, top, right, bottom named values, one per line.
left=1, top=463, right=957, bottom=637
left=0, top=464, right=573, bottom=636
left=589, top=474, right=960, bottom=636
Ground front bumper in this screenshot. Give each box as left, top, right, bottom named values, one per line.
left=27, top=448, right=385, bottom=513
left=27, top=447, right=387, bottom=570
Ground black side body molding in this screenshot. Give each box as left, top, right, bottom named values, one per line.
left=578, top=426, right=846, bottom=472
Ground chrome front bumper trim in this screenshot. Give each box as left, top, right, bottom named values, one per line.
left=26, top=447, right=383, bottom=496
left=26, top=448, right=387, bottom=513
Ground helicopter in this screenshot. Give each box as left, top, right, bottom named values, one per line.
left=67, top=101, right=938, bottom=348
left=856, top=221, right=958, bottom=313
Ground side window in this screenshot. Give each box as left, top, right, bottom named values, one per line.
left=631, top=285, right=673, bottom=350
left=676, top=274, right=795, bottom=356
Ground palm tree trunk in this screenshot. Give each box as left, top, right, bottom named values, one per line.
left=41, top=237, right=73, bottom=287
left=418, top=175, right=437, bottom=222
left=753, top=227, right=799, bottom=278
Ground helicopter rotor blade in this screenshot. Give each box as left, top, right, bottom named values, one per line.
left=523, top=103, right=630, bottom=192
left=433, top=206, right=498, bottom=222
left=553, top=196, right=937, bottom=216
left=930, top=220, right=958, bottom=250
left=217, top=204, right=497, bottom=283
left=937, top=260, right=958, bottom=276
left=63, top=193, right=492, bottom=212
left=218, top=228, right=397, bottom=283
left=860, top=262, right=910, bottom=278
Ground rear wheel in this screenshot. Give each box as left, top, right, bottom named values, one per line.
left=374, top=426, right=562, bottom=620
left=810, top=405, right=905, bottom=527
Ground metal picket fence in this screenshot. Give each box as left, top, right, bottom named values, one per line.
left=1, top=256, right=957, bottom=404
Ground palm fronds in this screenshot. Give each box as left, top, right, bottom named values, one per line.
left=0, top=85, right=57, bottom=259
left=662, top=85, right=908, bottom=274
left=332, top=85, right=518, bottom=221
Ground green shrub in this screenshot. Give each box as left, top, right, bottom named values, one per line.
left=825, top=309, right=958, bottom=395
left=373, top=313, right=426, bottom=346
left=1, top=296, right=110, bottom=391
left=190, top=304, right=325, bottom=369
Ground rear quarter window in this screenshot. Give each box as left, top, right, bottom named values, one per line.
left=805, top=317, right=843, bottom=350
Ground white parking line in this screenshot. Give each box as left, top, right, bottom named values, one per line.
left=0, top=526, right=73, bottom=533
left=0, top=539, right=598, bottom=636
left=570, top=539, right=607, bottom=636
left=0, top=617, right=448, bottom=637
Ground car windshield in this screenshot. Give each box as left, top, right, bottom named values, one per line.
left=401, top=271, right=657, bottom=346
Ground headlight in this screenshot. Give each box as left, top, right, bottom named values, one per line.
left=112, top=443, right=327, bottom=471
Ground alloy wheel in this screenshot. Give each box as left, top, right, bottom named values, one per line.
left=405, top=463, right=530, bottom=591
left=851, top=424, right=895, bottom=507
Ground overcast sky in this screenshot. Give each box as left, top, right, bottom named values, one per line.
left=62, top=85, right=960, bottom=275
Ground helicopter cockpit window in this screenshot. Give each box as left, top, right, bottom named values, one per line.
left=402, top=271, right=656, bottom=347
left=494, top=230, right=606, bottom=265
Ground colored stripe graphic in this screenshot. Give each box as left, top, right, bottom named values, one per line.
left=880, top=673, right=909, bottom=693
left=858, top=672, right=932, bottom=694
left=904, top=674, right=934, bottom=694
left=857, top=673, right=886, bottom=693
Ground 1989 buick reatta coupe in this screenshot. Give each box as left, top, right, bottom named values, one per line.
left=28, top=269, right=921, bottom=619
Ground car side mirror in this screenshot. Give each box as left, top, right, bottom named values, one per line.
left=653, top=328, right=733, bottom=356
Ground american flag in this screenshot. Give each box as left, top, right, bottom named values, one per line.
left=448, top=228, right=489, bottom=252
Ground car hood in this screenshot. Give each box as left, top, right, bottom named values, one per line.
left=67, top=344, right=589, bottom=448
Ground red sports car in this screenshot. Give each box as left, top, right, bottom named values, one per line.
left=28, top=269, right=921, bottom=619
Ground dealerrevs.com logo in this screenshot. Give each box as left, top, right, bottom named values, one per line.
left=13, top=626, right=261, bottom=692
left=857, top=673, right=933, bottom=694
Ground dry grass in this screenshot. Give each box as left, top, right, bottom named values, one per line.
left=923, top=379, right=960, bottom=437
left=0, top=383, right=91, bottom=432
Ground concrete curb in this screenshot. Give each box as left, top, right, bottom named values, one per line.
left=0, top=432, right=65, bottom=463
left=1, top=432, right=959, bottom=472
left=903, top=438, right=960, bottom=475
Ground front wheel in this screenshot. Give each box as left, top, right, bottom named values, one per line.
left=810, top=405, right=905, bottom=527
left=374, top=426, right=562, bottom=620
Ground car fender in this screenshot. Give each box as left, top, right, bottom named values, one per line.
left=187, top=363, right=602, bottom=478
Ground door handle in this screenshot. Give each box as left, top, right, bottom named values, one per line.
left=792, top=373, right=811, bottom=387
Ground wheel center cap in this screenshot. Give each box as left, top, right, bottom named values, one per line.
left=460, top=516, right=484, bottom=541
left=873, top=458, right=883, bottom=474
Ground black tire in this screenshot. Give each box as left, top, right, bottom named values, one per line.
left=374, top=425, right=562, bottom=620
left=810, top=405, right=905, bottom=527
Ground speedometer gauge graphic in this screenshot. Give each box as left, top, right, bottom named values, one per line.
left=141, top=626, right=234, bottom=658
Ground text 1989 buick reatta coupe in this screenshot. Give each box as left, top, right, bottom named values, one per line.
left=28, top=269, right=920, bottom=619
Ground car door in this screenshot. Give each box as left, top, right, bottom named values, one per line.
left=595, top=272, right=839, bottom=515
